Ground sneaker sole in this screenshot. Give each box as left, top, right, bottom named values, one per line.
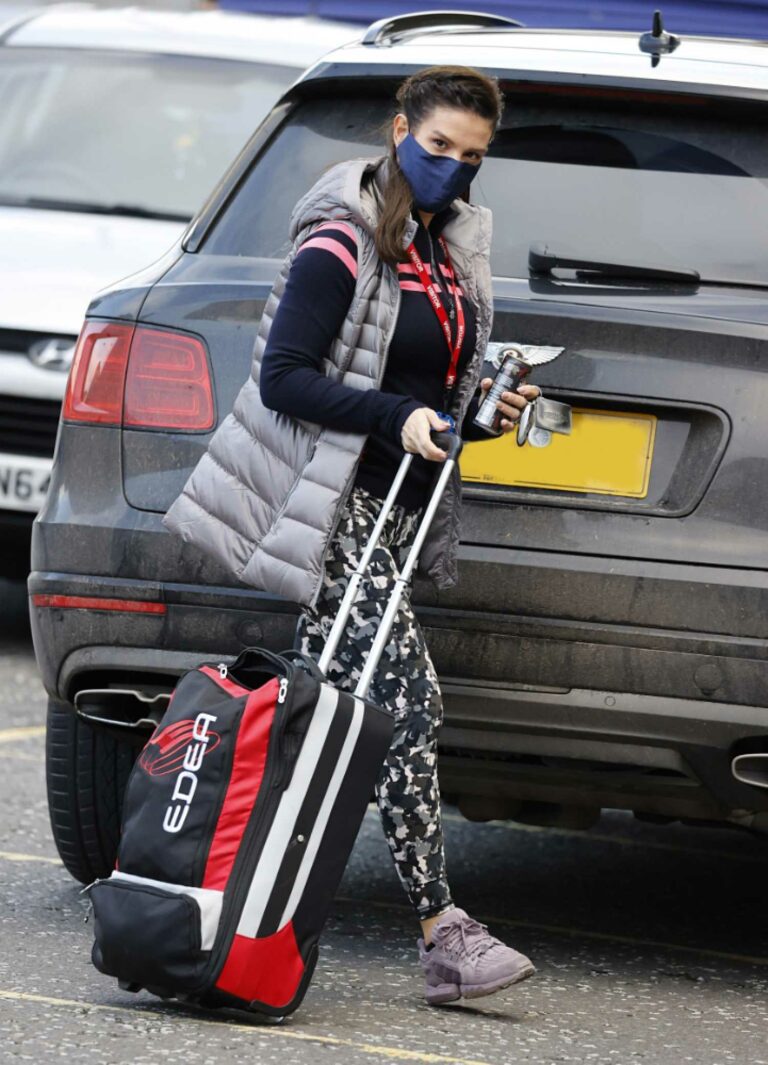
left=425, top=962, right=536, bottom=1006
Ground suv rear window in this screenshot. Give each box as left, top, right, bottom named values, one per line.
left=203, top=90, right=768, bottom=287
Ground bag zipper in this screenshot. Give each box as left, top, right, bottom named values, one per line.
left=80, top=878, right=103, bottom=923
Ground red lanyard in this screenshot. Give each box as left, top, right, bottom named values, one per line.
left=405, top=237, right=465, bottom=391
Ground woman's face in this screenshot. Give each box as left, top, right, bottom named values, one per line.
left=393, top=105, right=494, bottom=165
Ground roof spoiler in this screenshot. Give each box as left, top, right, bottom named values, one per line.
left=361, top=9, right=523, bottom=48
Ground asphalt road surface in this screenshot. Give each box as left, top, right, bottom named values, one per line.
left=1, top=578, right=767, bottom=1065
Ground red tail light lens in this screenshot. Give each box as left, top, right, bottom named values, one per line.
left=124, top=328, right=214, bottom=430
left=63, top=320, right=215, bottom=431
left=63, top=321, right=134, bottom=424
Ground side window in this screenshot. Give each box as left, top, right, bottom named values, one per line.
left=203, top=96, right=388, bottom=260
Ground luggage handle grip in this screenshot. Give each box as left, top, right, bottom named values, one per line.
left=430, top=427, right=463, bottom=462
left=224, top=645, right=287, bottom=683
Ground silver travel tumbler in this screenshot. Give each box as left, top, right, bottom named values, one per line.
left=473, top=348, right=531, bottom=437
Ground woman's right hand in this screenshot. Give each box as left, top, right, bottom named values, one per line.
left=401, top=408, right=450, bottom=461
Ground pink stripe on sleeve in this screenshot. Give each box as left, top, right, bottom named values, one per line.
left=314, top=221, right=358, bottom=244
left=298, top=237, right=358, bottom=278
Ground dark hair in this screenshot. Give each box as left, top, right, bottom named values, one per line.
left=375, top=66, right=504, bottom=266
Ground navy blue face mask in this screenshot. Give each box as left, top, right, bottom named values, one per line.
left=396, top=132, right=481, bottom=214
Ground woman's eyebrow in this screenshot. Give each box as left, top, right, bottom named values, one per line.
left=432, top=129, right=488, bottom=155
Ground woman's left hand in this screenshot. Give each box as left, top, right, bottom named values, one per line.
left=479, top=379, right=541, bottom=434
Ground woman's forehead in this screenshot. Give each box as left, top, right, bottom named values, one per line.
left=415, top=105, right=494, bottom=142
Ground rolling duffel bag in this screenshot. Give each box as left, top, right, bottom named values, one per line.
left=87, top=431, right=462, bottom=1016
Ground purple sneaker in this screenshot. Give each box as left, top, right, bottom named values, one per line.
left=418, top=907, right=535, bottom=1005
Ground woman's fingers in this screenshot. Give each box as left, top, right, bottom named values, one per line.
left=477, top=378, right=542, bottom=434
left=494, top=390, right=527, bottom=428
left=497, top=385, right=541, bottom=434
left=401, top=408, right=448, bottom=461
left=422, top=409, right=449, bottom=460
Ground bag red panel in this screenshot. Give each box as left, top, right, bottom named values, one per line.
left=198, top=665, right=251, bottom=698
left=202, top=678, right=279, bottom=891
left=215, top=922, right=305, bottom=1008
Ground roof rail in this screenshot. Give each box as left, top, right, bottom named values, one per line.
left=361, top=10, right=523, bottom=48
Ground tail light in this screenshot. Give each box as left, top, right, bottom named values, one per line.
left=63, top=321, right=133, bottom=424
left=63, top=320, right=214, bottom=431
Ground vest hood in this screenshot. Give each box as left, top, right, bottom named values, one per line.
left=289, top=157, right=385, bottom=241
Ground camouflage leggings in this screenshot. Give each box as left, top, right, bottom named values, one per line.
left=296, top=485, right=453, bottom=921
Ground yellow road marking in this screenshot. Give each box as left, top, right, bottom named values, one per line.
left=0, top=750, right=44, bottom=763
left=0, top=990, right=497, bottom=1065
left=0, top=726, right=45, bottom=744
left=439, top=809, right=768, bottom=866
left=336, top=897, right=768, bottom=968
left=0, top=850, right=61, bottom=865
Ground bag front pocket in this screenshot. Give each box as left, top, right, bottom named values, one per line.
left=91, top=875, right=220, bottom=992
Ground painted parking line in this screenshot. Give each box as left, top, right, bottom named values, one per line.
left=336, top=896, right=768, bottom=968
left=0, top=850, right=61, bottom=866
left=0, top=750, right=44, bottom=763
left=439, top=810, right=768, bottom=866
left=0, top=990, right=497, bottom=1065
left=0, top=726, right=45, bottom=744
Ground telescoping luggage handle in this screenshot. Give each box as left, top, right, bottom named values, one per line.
left=317, top=427, right=463, bottom=700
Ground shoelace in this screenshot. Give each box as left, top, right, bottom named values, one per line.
left=439, top=916, right=502, bottom=961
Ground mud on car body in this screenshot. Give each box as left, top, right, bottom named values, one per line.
left=28, top=11, right=768, bottom=883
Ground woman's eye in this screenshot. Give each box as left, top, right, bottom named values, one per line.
left=432, top=139, right=447, bottom=149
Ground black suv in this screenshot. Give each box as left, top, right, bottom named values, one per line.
left=30, top=12, right=768, bottom=884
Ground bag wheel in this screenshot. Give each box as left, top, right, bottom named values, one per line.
left=45, top=697, right=140, bottom=884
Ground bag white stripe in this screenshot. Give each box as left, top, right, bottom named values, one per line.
left=236, top=682, right=340, bottom=939
left=277, top=695, right=366, bottom=930
left=109, top=871, right=223, bottom=950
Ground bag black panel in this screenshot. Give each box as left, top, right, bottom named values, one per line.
left=91, top=879, right=208, bottom=991
left=290, top=695, right=393, bottom=961
left=118, top=671, right=245, bottom=885
left=255, top=687, right=356, bottom=936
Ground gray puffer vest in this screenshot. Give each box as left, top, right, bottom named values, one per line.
left=163, top=156, right=494, bottom=608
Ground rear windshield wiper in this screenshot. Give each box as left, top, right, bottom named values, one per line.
left=529, top=242, right=700, bottom=284
left=0, top=194, right=190, bottom=224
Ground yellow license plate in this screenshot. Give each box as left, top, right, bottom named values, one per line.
left=461, top=408, right=657, bottom=498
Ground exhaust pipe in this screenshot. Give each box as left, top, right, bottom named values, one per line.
left=731, top=752, right=768, bottom=790
left=74, top=688, right=171, bottom=739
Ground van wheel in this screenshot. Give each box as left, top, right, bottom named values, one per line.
left=45, top=698, right=140, bottom=885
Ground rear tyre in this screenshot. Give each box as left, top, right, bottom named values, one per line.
left=46, top=698, right=140, bottom=884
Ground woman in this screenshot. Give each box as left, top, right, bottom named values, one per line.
left=166, top=66, right=538, bottom=1005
